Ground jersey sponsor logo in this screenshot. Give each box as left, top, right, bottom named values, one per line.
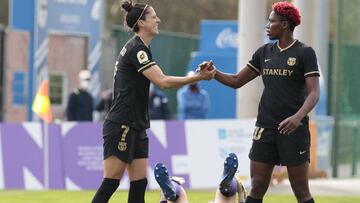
left=137, top=50, right=149, bottom=64
left=120, top=47, right=127, bottom=56
left=262, top=69, right=293, bottom=76
left=264, top=59, right=271, bottom=63
left=287, top=57, right=296, bottom=66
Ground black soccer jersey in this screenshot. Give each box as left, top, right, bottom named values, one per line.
left=106, top=35, right=156, bottom=130
left=247, top=40, right=320, bottom=129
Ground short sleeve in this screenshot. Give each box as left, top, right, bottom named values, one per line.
left=302, top=47, right=320, bottom=77
left=130, top=45, right=156, bottom=73
left=247, top=47, right=262, bottom=75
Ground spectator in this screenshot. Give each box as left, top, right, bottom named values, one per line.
left=149, top=83, right=171, bottom=120
left=66, top=69, right=94, bottom=121
left=95, top=89, right=113, bottom=121
left=96, top=89, right=113, bottom=113
left=177, top=71, right=210, bottom=119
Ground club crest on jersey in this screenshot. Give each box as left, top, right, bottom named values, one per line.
left=287, top=57, right=296, bottom=66
left=137, top=50, right=149, bottom=64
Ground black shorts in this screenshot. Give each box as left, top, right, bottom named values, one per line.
left=103, top=120, right=149, bottom=163
left=248, top=126, right=311, bottom=166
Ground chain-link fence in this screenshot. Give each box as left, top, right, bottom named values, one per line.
left=329, top=0, right=360, bottom=177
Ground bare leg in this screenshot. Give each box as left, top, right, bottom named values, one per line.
left=127, top=158, right=148, bottom=181
left=214, top=188, right=236, bottom=203
left=167, top=186, right=188, bottom=203
left=248, top=160, right=274, bottom=199
left=127, top=158, right=148, bottom=203
left=287, top=162, right=312, bottom=202
left=91, top=156, right=127, bottom=203
left=103, top=155, right=127, bottom=179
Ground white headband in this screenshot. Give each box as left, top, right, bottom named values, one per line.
left=132, top=4, right=149, bottom=30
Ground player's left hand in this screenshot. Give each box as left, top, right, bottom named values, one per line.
left=198, top=65, right=216, bottom=80
left=278, top=114, right=303, bottom=135
left=197, top=61, right=216, bottom=80
left=197, top=60, right=215, bottom=71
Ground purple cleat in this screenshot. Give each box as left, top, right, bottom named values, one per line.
left=219, top=153, right=238, bottom=194
left=154, top=163, right=178, bottom=201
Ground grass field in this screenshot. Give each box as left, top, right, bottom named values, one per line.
left=0, top=190, right=359, bottom=203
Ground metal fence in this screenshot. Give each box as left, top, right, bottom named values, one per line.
left=330, top=0, right=360, bottom=177
left=337, top=118, right=360, bottom=177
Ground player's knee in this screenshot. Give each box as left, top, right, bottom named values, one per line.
left=291, top=184, right=311, bottom=201
left=104, top=172, right=122, bottom=179
left=250, top=178, right=269, bottom=198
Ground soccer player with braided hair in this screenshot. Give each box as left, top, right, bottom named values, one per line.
left=213, top=2, right=320, bottom=203
left=91, top=1, right=215, bottom=203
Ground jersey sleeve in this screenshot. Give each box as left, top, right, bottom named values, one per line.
left=247, top=47, right=262, bottom=75
left=130, top=45, right=156, bottom=73
left=302, top=47, right=320, bottom=77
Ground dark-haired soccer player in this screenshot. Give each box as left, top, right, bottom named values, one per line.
left=213, top=2, right=320, bottom=203
left=91, top=1, right=215, bottom=203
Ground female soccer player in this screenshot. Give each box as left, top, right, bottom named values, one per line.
left=213, top=2, right=320, bottom=203
left=91, top=1, right=215, bottom=203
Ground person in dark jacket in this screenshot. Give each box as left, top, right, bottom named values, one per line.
left=96, top=89, right=113, bottom=113
left=66, top=69, right=94, bottom=121
left=149, top=83, right=170, bottom=120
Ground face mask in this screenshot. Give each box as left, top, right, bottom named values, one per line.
left=80, top=80, right=90, bottom=90
left=149, top=84, right=154, bottom=93
left=189, top=83, right=198, bottom=89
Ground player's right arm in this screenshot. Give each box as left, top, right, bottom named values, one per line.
left=214, top=65, right=258, bottom=89
left=214, top=44, right=263, bottom=89
left=130, top=44, right=215, bottom=89
left=142, top=63, right=215, bottom=89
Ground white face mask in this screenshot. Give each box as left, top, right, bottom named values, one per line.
left=80, top=80, right=90, bottom=90
left=149, top=84, right=154, bottom=93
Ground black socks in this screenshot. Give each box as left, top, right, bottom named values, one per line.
left=302, top=198, right=315, bottom=203
left=245, top=196, right=263, bottom=203
left=91, top=178, right=120, bottom=203
left=128, top=178, right=148, bottom=203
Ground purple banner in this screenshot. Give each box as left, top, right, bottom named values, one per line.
left=0, top=121, right=188, bottom=189
left=148, top=121, right=189, bottom=187
left=62, top=122, right=103, bottom=189
left=2, top=123, right=44, bottom=188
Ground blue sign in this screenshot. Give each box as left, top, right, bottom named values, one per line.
left=199, top=20, right=238, bottom=53
left=188, top=20, right=238, bottom=118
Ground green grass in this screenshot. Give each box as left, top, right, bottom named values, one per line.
left=0, top=190, right=359, bottom=203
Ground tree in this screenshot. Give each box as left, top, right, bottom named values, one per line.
left=106, top=0, right=238, bottom=34
left=0, top=0, right=9, bottom=25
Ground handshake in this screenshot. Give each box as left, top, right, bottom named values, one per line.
left=196, top=60, right=215, bottom=72
left=194, top=60, right=216, bottom=80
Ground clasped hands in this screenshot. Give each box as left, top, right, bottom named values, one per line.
left=196, top=60, right=216, bottom=80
